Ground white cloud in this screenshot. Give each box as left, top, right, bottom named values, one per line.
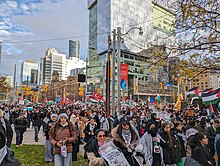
left=1, top=0, right=89, bottom=77
left=1, top=30, right=12, bottom=36
left=6, top=1, right=18, bottom=9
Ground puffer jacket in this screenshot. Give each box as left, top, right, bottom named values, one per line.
left=111, top=125, right=140, bottom=166
left=49, top=122, right=76, bottom=155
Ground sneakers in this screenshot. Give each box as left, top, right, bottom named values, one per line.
left=19, top=144, right=23, bottom=147
left=16, top=145, right=19, bottom=148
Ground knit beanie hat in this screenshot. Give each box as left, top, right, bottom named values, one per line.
left=58, top=113, right=68, bottom=120
left=50, top=113, right=58, bottom=120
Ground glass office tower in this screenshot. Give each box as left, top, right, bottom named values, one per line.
left=87, top=0, right=176, bottom=96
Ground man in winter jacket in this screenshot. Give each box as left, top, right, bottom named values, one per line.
left=32, top=109, right=44, bottom=142
left=206, top=119, right=220, bottom=157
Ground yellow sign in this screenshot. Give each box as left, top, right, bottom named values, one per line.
left=16, top=91, right=19, bottom=95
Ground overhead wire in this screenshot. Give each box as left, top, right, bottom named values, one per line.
left=3, top=13, right=170, bottom=44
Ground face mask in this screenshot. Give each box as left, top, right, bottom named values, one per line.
left=149, top=128, right=157, bottom=137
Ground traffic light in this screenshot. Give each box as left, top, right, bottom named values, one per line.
left=78, top=87, right=84, bottom=96
left=160, top=82, right=163, bottom=90
left=184, top=85, right=188, bottom=92
left=97, top=88, right=101, bottom=94
left=43, top=85, right=48, bottom=92
left=135, top=78, right=138, bottom=93
left=178, top=78, right=182, bottom=85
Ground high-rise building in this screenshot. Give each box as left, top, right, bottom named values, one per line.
left=69, top=40, right=80, bottom=59
left=21, top=60, right=38, bottom=85
left=40, top=48, right=86, bottom=85
left=0, top=41, right=2, bottom=67
left=87, top=0, right=176, bottom=98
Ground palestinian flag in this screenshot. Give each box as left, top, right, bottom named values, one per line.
left=87, top=96, right=99, bottom=103
left=202, top=88, right=220, bottom=105
left=187, top=87, right=199, bottom=97
left=199, top=88, right=213, bottom=96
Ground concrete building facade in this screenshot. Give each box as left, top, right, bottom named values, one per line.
left=40, top=48, right=86, bottom=85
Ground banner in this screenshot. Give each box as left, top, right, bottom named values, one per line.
left=99, top=141, right=130, bottom=166
left=120, top=64, right=129, bottom=90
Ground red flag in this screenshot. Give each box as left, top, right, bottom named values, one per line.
left=93, top=92, right=105, bottom=101
left=66, top=97, right=73, bottom=104
left=209, top=103, right=214, bottom=113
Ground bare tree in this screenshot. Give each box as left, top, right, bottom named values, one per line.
left=152, top=0, right=220, bottom=79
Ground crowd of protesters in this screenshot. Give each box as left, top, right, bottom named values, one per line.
left=0, top=101, right=220, bottom=166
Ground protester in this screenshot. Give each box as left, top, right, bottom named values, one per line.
left=159, top=122, right=180, bottom=166
left=140, top=121, right=164, bottom=166
left=215, top=127, right=220, bottom=166
left=111, top=116, right=141, bottom=165
left=189, top=133, right=216, bottom=166
left=70, top=115, right=81, bottom=161
left=0, top=109, right=13, bottom=147
left=14, top=112, right=28, bottom=148
left=43, top=113, right=58, bottom=164
left=49, top=113, right=76, bottom=166
left=0, top=132, right=20, bottom=166
left=84, top=129, right=108, bottom=166
left=83, top=117, right=98, bottom=143
left=32, top=108, right=44, bottom=142
left=173, top=122, right=186, bottom=166
left=206, top=119, right=220, bottom=157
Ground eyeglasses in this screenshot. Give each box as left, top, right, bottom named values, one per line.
left=122, top=123, right=130, bottom=126
left=98, top=135, right=106, bottom=138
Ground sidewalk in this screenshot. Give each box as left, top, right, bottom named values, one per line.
left=12, top=128, right=84, bottom=155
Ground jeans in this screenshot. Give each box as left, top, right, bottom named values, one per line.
left=34, top=125, right=41, bottom=141
left=54, top=153, right=72, bottom=166
left=45, top=140, right=53, bottom=162
left=15, top=129, right=24, bottom=145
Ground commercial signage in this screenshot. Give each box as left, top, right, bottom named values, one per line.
left=120, top=64, right=129, bottom=90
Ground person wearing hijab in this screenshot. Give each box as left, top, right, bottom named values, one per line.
left=43, top=113, right=58, bottom=164
left=139, top=121, right=164, bottom=166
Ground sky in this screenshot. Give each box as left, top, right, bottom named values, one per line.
left=0, top=0, right=89, bottom=78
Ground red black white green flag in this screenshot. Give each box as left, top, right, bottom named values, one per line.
left=202, top=88, right=220, bottom=105
left=187, top=87, right=199, bottom=97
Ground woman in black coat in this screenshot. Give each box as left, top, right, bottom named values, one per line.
left=159, top=122, right=181, bottom=165
left=84, top=129, right=108, bottom=166
left=189, top=132, right=216, bottom=166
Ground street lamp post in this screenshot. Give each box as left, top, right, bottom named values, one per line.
left=117, top=27, right=121, bottom=115
left=115, top=26, right=143, bottom=115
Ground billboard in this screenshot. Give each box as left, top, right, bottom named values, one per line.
left=120, top=64, right=129, bottom=90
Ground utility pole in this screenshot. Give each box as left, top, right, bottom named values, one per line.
left=117, top=27, right=121, bottom=115
left=13, top=64, right=16, bottom=104
left=111, top=29, right=116, bottom=116
left=85, top=58, right=88, bottom=105
left=106, top=35, right=111, bottom=117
